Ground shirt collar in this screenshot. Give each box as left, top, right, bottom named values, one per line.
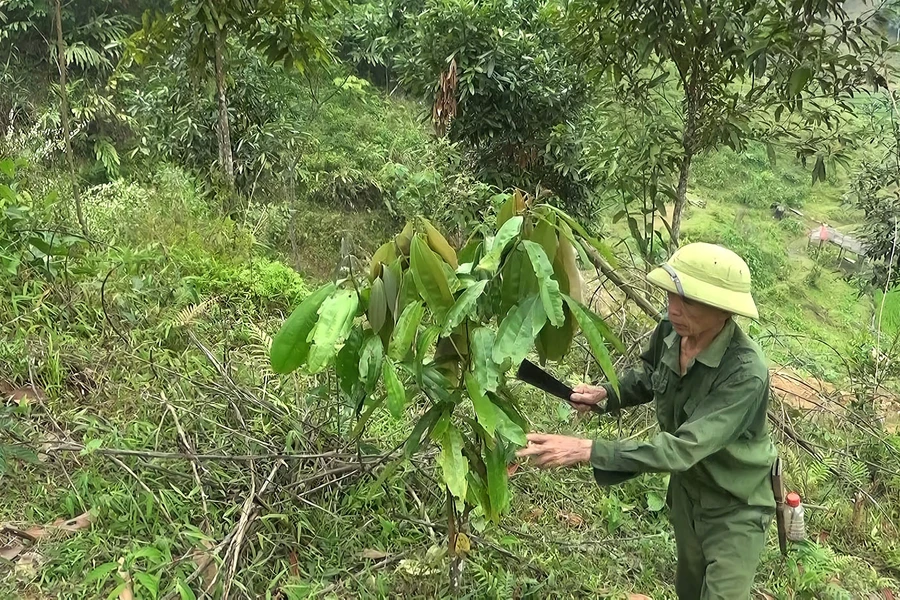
left=696, top=319, right=736, bottom=368
left=662, top=318, right=735, bottom=373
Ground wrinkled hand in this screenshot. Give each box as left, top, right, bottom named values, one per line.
left=515, top=433, right=592, bottom=468
left=569, top=383, right=607, bottom=414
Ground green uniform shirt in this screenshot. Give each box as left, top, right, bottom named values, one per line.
left=591, top=317, right=777, bottom=508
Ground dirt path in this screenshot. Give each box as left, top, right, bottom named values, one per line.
left=770, top=367, right=900, bottom=432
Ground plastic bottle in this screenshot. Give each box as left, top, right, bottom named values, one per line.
left=786, top=492, right=806, bottom=542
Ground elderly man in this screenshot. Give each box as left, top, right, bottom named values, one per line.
left=517, top=242, right=777, bottom=600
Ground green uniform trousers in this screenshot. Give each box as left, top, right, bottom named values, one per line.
left=669, top=474, right=774, bottom=600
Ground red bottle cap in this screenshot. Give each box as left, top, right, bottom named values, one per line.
left=786, top=492, right=801, bottom=508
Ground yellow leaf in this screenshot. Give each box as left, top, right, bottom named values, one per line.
left=369, top=241, right=397, bottom=280
left=395, top=221, right=415, bottom=256
left=455, top=532, right=471, bottom=555
left=421, top=218, right=458, bottom=268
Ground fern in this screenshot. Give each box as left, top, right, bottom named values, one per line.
left=807, top=459, right=829, bottom=488
left=245, top=322, right=274, bottom=366
left=175, top=297, right=217, bottom=327
left=469, top=561, right=515, bottom=599
left=94, top=138, right=120, bottom=178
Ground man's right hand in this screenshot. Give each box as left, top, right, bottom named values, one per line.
left=569, top=383, right=607, bottom=414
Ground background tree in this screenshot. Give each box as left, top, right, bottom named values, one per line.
left=128, top=0, right=335, bottom=203
left=52, top=0, right=89, bottom=235
left=567, top=0, right=890, bottom=246
left=848, top=159, right=900, bottom=290
left=390, top=0, right=590, bottom=208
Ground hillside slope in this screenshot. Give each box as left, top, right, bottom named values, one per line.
left=2, top=72, right=898, bottom=600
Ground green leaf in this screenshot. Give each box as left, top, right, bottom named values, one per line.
left=106, top=582, right=130, bottom=600
left=442, top=280, right=488, bottom=336
left=84, top=562, right=119, bottom=585
left=383, top=359, right=406, bottom=418
left=465, top=372, right=497, bottom=436
left=130, top=546, right=164, bottom=562
left=477, top=216, right=523, bottom=273
left=368, top=277, right=387, bottom=333
left=382, top=261, right=400, bottom=319
left=175, top=579, right=197, bottom=600
left=499, top=247, right=538, bottom=317
left=530, top=211, right=558, bottom=264
left=647, top=492, right=666, bottom=512
left=307, top=290, right=360, bottom=373
left=437, top=424, right=469, bottom=501
left=470, top=327, right=501, bottom=392
left=812, top=155, right=826, bottom=184
left=485, top=438, right=510, bottom=521
left=336, top=327, right=364, bottom=395
left=564, top=296, right=619, bottom=395
left=520, top=240, right=554, bottom=280
left=417, top=324, right=441, bottom=359
left=270, top=283, right=336, bottom=374
left=81, top=439, right=103, bottom=455
left=0, top=158, right=15, bottom=180
left=522, top=241, right=565, bottom=327
left=405, top=402, right=447, bottom=458
left=491, top=399, right=527, bottom=446
left=766, top=142, right=777, bottom=168
left=421, top=217, right=458, bottom=269
left=496, top=192, right=520, bottom=226
left=351, top=394, right=386, bottom=437
left=458, top=237, right=483, bottom=266
left=540, top=205, right=617, bottom=268
left=359, top=334, right=384, bottom=392
left=536, top=316, right=575, bottom=363
left=788, top=67, right=811, bottom=97
left=389, top=301, right=425, bottom=360
left=421, top=365, right=455, bottom=403
left=133, top=572, right=160, bottom=598
left=585, top=307, right=626, bottom=355
left=492, top=295, right=545, bottom=366
left=410, top=236, right=455, bottom=320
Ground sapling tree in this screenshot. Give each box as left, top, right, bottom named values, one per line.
left=567, top=0, right=890, bottom=246
left=269, top=191, right=623, bottom=589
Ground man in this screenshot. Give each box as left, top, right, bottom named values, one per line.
left=517, top=242, right=777, bottom=600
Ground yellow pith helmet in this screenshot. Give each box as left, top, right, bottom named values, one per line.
left=646, top=242, right=759, bottom=320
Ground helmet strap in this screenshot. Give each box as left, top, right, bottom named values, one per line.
left=660, top=263, right=685, bottom=296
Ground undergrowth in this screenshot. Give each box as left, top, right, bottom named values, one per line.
left=1, top=110, right=898, bottom=600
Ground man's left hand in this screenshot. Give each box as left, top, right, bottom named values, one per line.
left=515, top=433, right=592, bottom=468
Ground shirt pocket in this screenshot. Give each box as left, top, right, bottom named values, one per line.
left=682, top=375, right=713, bottom=419
left=651, top=369, right=674, bottom=430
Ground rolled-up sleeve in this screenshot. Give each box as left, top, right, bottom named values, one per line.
left=591, top=371, right=766, bottom=473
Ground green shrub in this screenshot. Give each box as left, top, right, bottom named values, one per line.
left=693, top=145, right=811, bottom=209
left=874, top=287, right=900, bottom=338
left=779, top=217, right=806, bottom=235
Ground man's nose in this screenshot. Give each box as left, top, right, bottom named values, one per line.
left=667, top=293, right=682, bottom=314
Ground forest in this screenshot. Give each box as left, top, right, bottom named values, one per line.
left=1, top=0, right=900, bottom=598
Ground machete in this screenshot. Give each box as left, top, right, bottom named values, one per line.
left=516, top=359, right=592, bottom=405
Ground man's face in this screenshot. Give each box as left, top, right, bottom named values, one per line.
left=667, top=292, right=730, bottom=338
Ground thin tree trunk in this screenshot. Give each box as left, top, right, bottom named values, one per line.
left=584, top=245, right=662, bottom=322
left=670, top=150, right=693, bottom=248
left=447, top=487, right=460, bottom=595
left=214, top=28, right=235, bottom=193
left=54, top=0, right=89, bottom=237
left=670, top=101, right=698, bottom=248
